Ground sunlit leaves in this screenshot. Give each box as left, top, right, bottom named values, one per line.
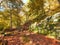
left=44, top=0, right=60, bottom=16
left=0, top=0, right=60, bottom=32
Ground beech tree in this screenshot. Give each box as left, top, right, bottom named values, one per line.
left=0, top=0, right=60, bottom=31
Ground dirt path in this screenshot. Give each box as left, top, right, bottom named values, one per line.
left=0, top=31, right=60, bottom=45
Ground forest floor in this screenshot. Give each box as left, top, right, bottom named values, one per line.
left=0, top=30, right=60, bottom=45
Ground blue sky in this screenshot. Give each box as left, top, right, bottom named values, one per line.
left=0, top=6, right=5, bottom=11
left=22, top=0, right=29, bottom=4
left=22, top=0, right=27, bottom=3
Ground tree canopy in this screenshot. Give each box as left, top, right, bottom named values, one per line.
left=0, top=0, right=60, bottom=33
